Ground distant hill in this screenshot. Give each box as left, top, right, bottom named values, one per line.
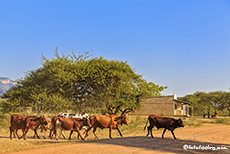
left=0, top=77, right=16, bottom=96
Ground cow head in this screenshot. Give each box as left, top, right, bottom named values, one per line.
left=114, top=114, right=129, bottom=125
left=121, top=114, right=129, bottom=125
left=40, top=116, right=48, bottom=125
left=177, top=118, right=184, bottom=127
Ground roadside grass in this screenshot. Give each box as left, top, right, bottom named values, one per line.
left=0, top=113, right=230, bottom=153
left=213, top=118, right=230, bottom=125
left=183, top=117, right=203, bottom=127
left=0, top=138, right=75, bottom=153
left=183, top=116, right=230, bottom=127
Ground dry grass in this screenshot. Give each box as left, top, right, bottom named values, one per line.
left=0, top=114, right=229, bottom=153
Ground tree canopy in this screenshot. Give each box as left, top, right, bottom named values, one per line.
left=180, top=91, right=230, bottom=116
left=2, top=49, right=166, bottom=114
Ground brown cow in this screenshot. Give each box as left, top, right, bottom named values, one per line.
left=34, top=120, right=52, bottom=139
left=9, top=115, right=30, bottom=140
left=20, top=116, right=47, bottom=139
left=144, top=114, right=184, bottom=140
left=84, top=114, right=129, bottom=139
left=49, top=116, right=91, bottom=140
left=10, top=115, right=44, bottom=140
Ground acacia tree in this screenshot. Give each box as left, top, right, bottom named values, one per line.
left=3, top=49, right=166, bottom=114
left=180, top=91, right=230, bottom=116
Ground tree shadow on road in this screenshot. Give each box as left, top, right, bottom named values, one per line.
left=86, top=136, right=230, bottom=154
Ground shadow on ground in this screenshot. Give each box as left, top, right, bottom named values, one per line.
left=86, top=136, right=230, bottom=154
left=1, top=134, right=230, bottom=154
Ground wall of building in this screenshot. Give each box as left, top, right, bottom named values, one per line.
left=132, top=95, right=175, bottom=116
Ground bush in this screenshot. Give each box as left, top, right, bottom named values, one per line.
left=0, top=112, right=11, bottom=129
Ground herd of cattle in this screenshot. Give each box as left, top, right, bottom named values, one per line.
left=9, top=111, right=184, bottom=141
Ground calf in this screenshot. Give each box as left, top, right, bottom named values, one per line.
left=33, top=120, right=52, bottom=139
left=50, top=116, right=91, bottom=140
left=144, top=114, right=184, bottom=140
left=20, top=116, right=47, bottom=139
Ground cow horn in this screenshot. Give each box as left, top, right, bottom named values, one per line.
left=121, top=108, right=132, bottom=116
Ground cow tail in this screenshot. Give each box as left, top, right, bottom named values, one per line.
left=144, top=116, right=149, bottom=130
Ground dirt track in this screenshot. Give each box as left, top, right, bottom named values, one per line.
left=4, top=125, right=230, bottom=154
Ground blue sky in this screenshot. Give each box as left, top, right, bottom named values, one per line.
left=0, top=0, right=230, bottom=97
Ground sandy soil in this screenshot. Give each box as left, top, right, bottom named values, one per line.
left=3, top=125, right=230, bottom=154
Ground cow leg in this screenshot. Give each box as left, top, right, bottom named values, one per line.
left=9, top=127, right=13, bottom=140
left=23, top=129, right=27, bottom=140
left=146, top=126, right=150, bottom=137
left=75, top=128, right=84, bottom=141
left=109, top=126, right=113, bottom=139
left=117, top=128, right=123, bottom=137
left=68, top=130, right=74, bottom=141
left=93, top=128, right=99, bottom=139
left=77, top=133, right=80, bottom=140
left=77, top=128, right=87, bottom=140
left=54, top=129, right=59, bottom=140
left=15, top=129, right=21, bottom=139
left=41, top=129, right=46, bottom=139
left=22, top=127, right=30, bottom=140
left=53, top=129, right=58, bottom=140
left=170, top=130, right=177, bottom=140
left=84, top=127, right=92, bottom=139
left=61, top=130, right=66, bottom=139
left=12, top=130, right=16, bottom=138
left=32, top=129, right=37, bottom=139
left=34, top=128, right=40, bottom=139
left=148, top=126, right=154, bottom=138
left=49, top=128, right=56, bottom=139
left=162, top=128, right=167, bottom=139
left=19, top=129, right=27, bottom=140
left=49, top=129, right=54, bottom=139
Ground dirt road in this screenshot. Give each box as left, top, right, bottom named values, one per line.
left=4, top=125, right=230, bottom=154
